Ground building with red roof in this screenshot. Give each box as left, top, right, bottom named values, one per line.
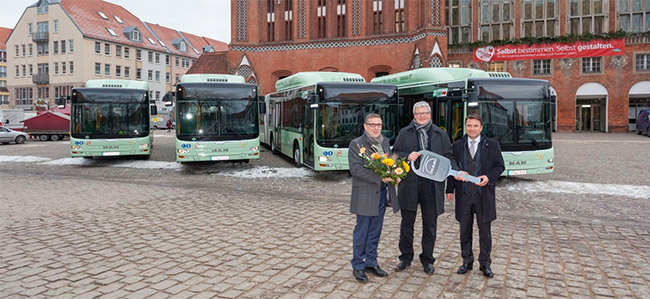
left=6, top=0, right=227, bottom=111
left=0, top=26, right=11, bottom=108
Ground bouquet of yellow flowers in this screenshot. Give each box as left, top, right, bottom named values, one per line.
left=358, top=145, right=409, bottom=185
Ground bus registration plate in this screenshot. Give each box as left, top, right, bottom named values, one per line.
left=508, top=170, right=527, bottom=175
left=102, top=152, right=120, bottom=156
left=210, top=156, right=229, bottom=161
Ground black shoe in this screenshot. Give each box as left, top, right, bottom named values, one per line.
left=423, top=263, right=434, bottom=275
left=395, top=260, right=411, bottom=271
left=457, top=263, right=473, bottom=274
left=365, top=266, right=388, bottom=277
left=353, top=269, right=368, bottom=282
left=479, top=265, right=494, bottom=278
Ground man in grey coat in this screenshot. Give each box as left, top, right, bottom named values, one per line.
left=348, top=113, right=400, bottom=283
left=392, top=101, right=459, bottom=275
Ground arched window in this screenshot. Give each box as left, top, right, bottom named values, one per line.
left=430, top=55, right=443, bottom=68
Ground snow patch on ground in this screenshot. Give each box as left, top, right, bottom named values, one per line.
left=0, top=155, right=51, bottom=162
left=113, top=160, right=183, bottom=170
left=43, top=158, right=183, bottom=170
left=42, top=158, right=89, bottom=166
left=503, top=180, right=649, bottom=199
left=220, top=166, right=315, bottom=178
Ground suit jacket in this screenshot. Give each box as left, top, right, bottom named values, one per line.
left=348, top=134, right=400, bottom=216
left=392, top=122, right=457, bottom=214
left=446, top=134, right=505, bottom=223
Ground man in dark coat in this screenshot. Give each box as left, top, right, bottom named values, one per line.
left=446, top=114, right=505, bottom=278
left=392, top=101, right=459, bottom=275
left=348, top=113, right=400, bottom=283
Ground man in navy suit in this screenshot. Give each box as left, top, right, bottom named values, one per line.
left=446, top=114, right=505, bottom=278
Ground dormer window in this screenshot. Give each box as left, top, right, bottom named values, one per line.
left=98, top=11, right=108, bottom=20
left=147, top=37, right=157, bottom=45
left=114, top=16, right=123, bottom=24
left=37, top=0, right=49, bottom=14
left=124, top=27, right=142, bottom=42
left=106, top=28, right=118, bottom=36
left=172, top=38, right=188, bottom=52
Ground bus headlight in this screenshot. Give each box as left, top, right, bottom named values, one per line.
left=319, top=156, right=331, bottom=162
left=139, top=144, right=150, bottom=149
left=71, top=145, right=81, bottom=150
left=249, top=146, right=259, bottom=151
left=547, top=158, right=554, bottom=163
left=177, top=149, right=189, bottom=154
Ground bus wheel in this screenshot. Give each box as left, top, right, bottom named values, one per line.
left=39, top=134, right=49, bottom=141
left=270, top=135, right=277, bottom=154
left=293, top=143, right=302, bottom=168
left=50, top=134, right=60, bottom=141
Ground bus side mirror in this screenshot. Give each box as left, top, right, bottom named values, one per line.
left=55, top=97, right=66, bottom=108
left=150, top=105, right=157, bottom=116
left=259, top=96, right=266, bottom=114
left=307, top=94, right=319, bottom=105
left=463, top=91, right=478, bottom=102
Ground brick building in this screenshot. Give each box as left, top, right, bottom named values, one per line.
left=188, top=0, right=649, bottom=133
left=191, top=0, right=449, bottom=94
left=445, top=0, right=650, bottom=133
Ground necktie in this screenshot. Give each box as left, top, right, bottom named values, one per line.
left=470, top=140, right=476, bottom=159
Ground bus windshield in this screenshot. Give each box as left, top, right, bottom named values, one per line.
left=471, top=80, right=552, bottom=150
left=71, top=88, right=149, bottom=139
left=176, top=84, right=258, bottom=141
left=317, top=84, right=398, bottom=148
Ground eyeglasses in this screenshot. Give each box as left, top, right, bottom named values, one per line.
left=414, top=112, right=430, bottom=117
left=365, top=123, right=382, bottom=128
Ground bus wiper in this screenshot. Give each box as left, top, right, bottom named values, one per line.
left=521, top=130, right=539, bottom=146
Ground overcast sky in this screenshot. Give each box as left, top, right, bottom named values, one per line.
left=0, top=0, right=232, bottom=43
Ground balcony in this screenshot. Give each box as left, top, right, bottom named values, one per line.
left=32, top=73, right=49, bottom=84
left=32, top=31, right=49, bottom=43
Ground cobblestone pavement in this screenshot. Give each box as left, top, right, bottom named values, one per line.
left=0, top=132, right=648, bottom=298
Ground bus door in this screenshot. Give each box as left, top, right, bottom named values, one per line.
left=273, top=101, right=281, bottom=150
left=303, top=107, right=315, bottom=168
left=434, top=97, right=465, bottom=142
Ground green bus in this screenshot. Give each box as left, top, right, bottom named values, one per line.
left=371, top=68, right=554, bottom=176
left=175, top=74, right=259, bottom=163
left=260, top=72, right=399, bottom=171
left=69, top=80, right=154, bottom=159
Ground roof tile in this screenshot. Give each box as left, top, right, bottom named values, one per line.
left=0, top=26, right=12, bottom=50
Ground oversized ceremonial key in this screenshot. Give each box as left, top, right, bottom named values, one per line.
left=411, top=150, right=481, bottom=184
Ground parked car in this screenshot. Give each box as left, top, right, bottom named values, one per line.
left=0, top=127, right=28, bottom=144
left=636, top=109, right=650, bottom=137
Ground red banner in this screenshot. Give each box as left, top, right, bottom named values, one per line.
left=473, top=39, right=625, bottom=62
